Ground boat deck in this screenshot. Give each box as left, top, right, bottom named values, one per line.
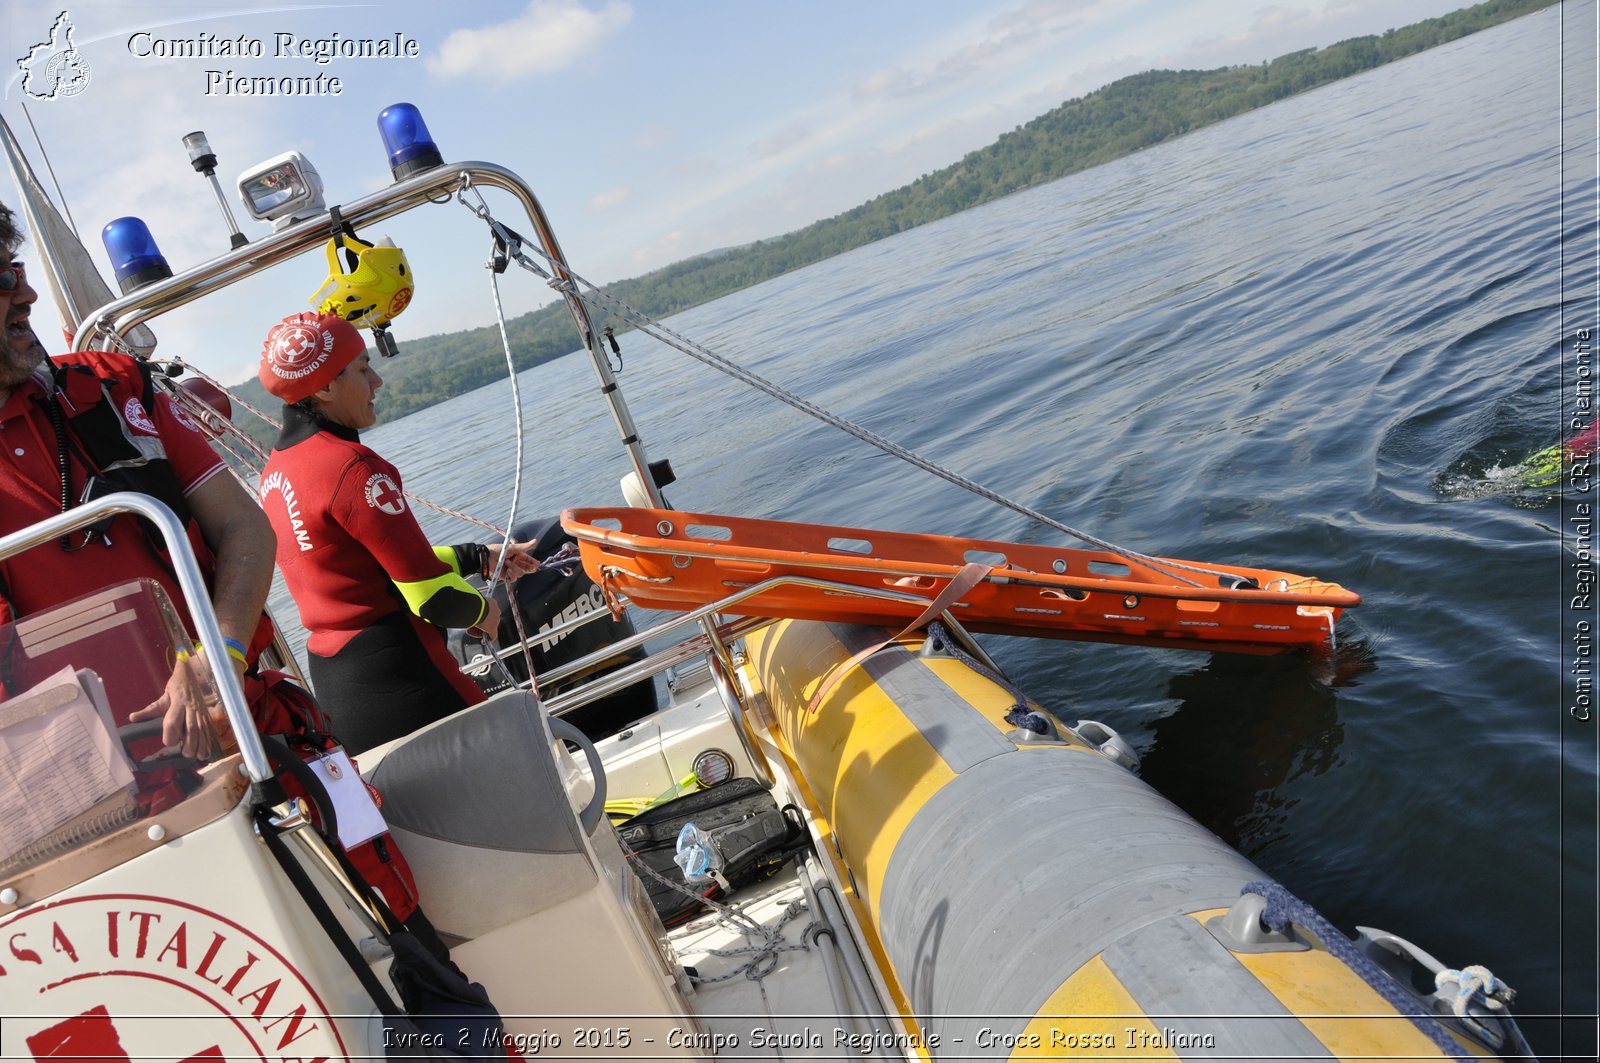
left=669, top=870, right=846, bottom=1058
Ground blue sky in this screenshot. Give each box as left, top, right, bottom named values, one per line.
left=3, top=0, right=1474, bottom=383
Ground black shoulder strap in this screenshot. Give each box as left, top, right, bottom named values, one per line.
left=50, top=361, right=193, bottom=527
left=252, top=801, right=403, bottom=1017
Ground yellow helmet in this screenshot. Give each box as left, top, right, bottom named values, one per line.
left=309, top=232, right=414, bottom=329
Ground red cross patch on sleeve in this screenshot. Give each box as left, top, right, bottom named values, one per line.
left=363, top=472, right=406, bottom=515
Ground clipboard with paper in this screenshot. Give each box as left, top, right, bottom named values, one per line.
left=0, top=666, right=138, bottom=871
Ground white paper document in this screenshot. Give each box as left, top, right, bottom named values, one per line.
left=306, top=748, right=388, bottom=849
left=0, top=666, right=137, bottom=863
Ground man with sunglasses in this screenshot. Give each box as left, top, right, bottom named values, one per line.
left=0, top=201, right=277, bottom=762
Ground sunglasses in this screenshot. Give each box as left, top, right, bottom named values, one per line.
left=0, top=262, right=22, bottom=293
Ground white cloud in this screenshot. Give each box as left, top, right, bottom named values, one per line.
left=590, top=186, right=629, bottom=210
left=629, top=228, right=687, bottom=267
left=854, top=0, right=1105, bottom=101
left=427, top=0, right=633, bottom=83
left=855, top=66, right=915, bottom=98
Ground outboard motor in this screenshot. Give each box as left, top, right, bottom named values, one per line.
left=448, top=517, right=658, bottom=740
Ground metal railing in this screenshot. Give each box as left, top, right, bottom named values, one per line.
left=525, top=572, right=1004, bottom=770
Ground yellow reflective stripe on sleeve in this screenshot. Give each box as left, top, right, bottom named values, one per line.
left=431, top=544, right=464, bottom=574
left=394, top=569, right=487, bottom=629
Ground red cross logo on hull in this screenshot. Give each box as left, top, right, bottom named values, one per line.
left=27, top=1006, right=225, bottom=1063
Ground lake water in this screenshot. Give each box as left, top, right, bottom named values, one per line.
left=281, top=5, right=1595, bottom=1054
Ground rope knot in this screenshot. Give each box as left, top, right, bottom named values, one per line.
left=1435, top=965, right=1516, bottom=1016
left=597, top=567, right=630, bottom=620
left=1234, top=882, right=1527, bottom=1062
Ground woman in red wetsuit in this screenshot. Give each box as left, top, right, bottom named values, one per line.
left=256, top=311, right=534, bottom=753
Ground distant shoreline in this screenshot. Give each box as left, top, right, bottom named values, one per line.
left=229, top=0, right=1555, bottom=438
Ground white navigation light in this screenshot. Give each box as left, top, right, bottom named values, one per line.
left=237, top=151, right=325, bottom=230
left=182, top=131, right=218, bottom=175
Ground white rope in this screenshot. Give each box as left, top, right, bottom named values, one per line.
left=482, top=247, right=542, bottom=690
left=1435, top=965, right=1515, bottom=1017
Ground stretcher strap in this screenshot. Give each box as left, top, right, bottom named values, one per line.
left=807, top=562, right=991, bottom=714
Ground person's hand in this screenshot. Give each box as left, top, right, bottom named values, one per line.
left=484, top=539, right=540, bottom=582
left=127, top=648, right=238, bottom=760
left=467, top=595, right=502, bottom=641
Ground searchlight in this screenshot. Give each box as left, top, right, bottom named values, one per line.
left=237, top=151, right=326, bottom=231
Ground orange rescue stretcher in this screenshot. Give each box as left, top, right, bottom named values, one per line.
left=561, top=507, right=1360, bottom=654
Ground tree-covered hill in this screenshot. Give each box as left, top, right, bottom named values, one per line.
left=228, top=0, right=1550, bottom=438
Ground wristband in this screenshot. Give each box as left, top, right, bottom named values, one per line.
left=221, top=637, right=249, bottom=666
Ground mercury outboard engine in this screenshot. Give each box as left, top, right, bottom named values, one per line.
left=448, top=517, right=657, bottom=740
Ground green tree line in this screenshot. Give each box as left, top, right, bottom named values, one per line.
left=229, top=0, right=1550, bottom=440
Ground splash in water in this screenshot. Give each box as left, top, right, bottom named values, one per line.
left=1436, top=420, right=1597, bottom=503
left=1511, top=419, right=1598, bottom=488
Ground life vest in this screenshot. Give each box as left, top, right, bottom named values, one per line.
left=0, top=355, right=269, bottom=813
left=20, top=352, right=275, bottom=660
left=49, top=352, right=192, bottom=526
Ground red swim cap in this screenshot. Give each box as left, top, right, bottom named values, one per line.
left=259, top=311, right=364, bottom=403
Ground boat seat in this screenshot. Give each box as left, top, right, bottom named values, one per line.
left=364, top=690, right=597, bottom=943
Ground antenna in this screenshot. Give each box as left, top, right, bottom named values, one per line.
left=183, top=131, right=248, bottom=250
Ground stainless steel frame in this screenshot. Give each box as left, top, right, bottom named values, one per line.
left=43, top=150, right=1007, bottom=807
left=71, top=160, right=667, bottom=515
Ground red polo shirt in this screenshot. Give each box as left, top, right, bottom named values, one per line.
left=0, top=367, right=227, bottom=622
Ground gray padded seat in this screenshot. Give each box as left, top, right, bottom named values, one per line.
left=366, top=691, right=597, bottom=943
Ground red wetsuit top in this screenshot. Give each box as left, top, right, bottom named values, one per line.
left=259, top=407, right=488, bottom=749
left=0, top=362, right=229, bottom=625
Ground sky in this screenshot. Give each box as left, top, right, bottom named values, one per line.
left=1, top=0, right=1478, bottom=384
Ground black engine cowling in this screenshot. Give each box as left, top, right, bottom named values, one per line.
left=448, top=517, right=657, bottom=740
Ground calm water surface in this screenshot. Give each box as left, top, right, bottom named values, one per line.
left=276, top=6, right=1596, bottom=1053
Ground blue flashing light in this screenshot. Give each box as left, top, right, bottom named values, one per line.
left=378, top=102, right=443, bottom=180
left=101, top=216, right=172, bottom=294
